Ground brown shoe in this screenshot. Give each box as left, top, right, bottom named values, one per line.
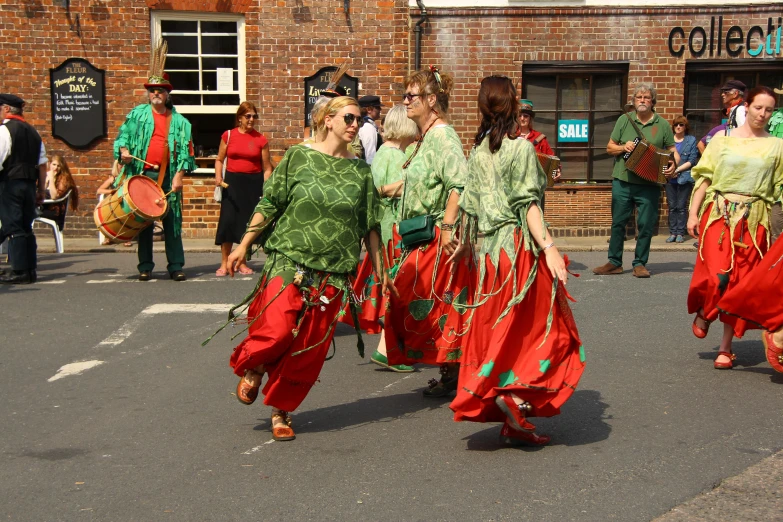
left=271, top=412, right=296, bottom=441
left=633, top=265, right=651, bottom=278
left=236, top=371, right=260, bottom=405
left=592, top=262, right=623, bottom=275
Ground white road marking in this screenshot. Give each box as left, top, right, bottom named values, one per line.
left=87, top=279, right=159, bottom=284
left=49, top=303, right=235, bottom=382
left=48, top=360, right=105, bottom=382
left=38, top=280, right=66, bottom=284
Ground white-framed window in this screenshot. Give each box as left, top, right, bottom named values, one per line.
left=151, top=11, right=246, bottom=170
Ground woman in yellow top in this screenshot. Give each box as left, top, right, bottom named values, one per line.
left=687, top=86, right=783, bottom=369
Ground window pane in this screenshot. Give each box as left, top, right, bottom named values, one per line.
left=164, top=35, right=198, bottom=55
left=203, top=94, right=241, bottom=106
left=184, top=113, right=237, bottom=157
left=169, top=71, right=200, bottom=91
left=559, top=149, right=587, bottom=181
left=593, top=75, right=625, bottom=112
left=202, top=35, right=237, bottom=55
left=201, top=21, right=237, bottom=33
left=201, top=72, right=238, bottom=91
left=686, top=72, right=720, bottom=110
left=202, top=57, right=239, bottom=70
left=524, top=76, right=556, bottom=111
left=685, top=111, right=721, bottom=143
left=559, top=77, right=590, bottom=111
left=591, top=152, right=615, bottom=181
left=594, top=111, right=620, bottom=149
left=167, top=56, right=199, bottom=71
left=161, top=20, right=197, bottom=33
left=532, top=112, right=556, bottom=149
left=170, top=94, right=202, bottom=105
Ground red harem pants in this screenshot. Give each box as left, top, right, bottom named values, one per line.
left=717, top=232, right=783, bottom=332
left=339, top=239, right=396, bottom=335
left=687, top=202, right=768, bottom=337
left=451, top=235, right=585, bottom=422
left=229, top=275, right=344, bottom=412
left=384, top=226, right=475, bottom=366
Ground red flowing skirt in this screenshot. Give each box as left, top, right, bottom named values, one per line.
left=687, top=202, right=768, bottom=337
left=450, top=233, right=585, bottom=423
left=229, top=275, right=344, bottom=412
left=717, top=233, right=783, bottom=332
left=384, top=227, right=475, bottom=366
left=339, top=239, right=396, bottom=335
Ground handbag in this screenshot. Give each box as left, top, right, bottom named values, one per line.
left=214, top=129, right=231, bottom=202
left=397, top=164, right=435, bottom=249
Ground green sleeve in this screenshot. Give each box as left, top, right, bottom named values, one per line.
left=691, top=137, right=717, bottom=193
left=459, top=147, right=480, bottom=218
left=508, top=140, right=546, bottom=223
left=610, top=116, right=627, bottom=143
left=661, top=122, right=675, bottom=149
left=256, top=146, right=296, bottom=219
left=438, top=129, right=467, bottom=195
left=363, top=165, right=382, bottom=235
left=113, top=113, right=137, bottom=159
left=173, top=114, right=196, bottom=173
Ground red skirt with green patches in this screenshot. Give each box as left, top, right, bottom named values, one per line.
left=450, top=232, right=585, bottom=423
left=339, top=239, right=397, bottom=335
left=384, top=226, right=476, bottom=366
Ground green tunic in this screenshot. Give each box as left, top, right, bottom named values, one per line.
left=371, top=144, right=406, bottom=246
left=254, top=145, right=381, bottom=285
left=398, top=125, right=467, bottom=223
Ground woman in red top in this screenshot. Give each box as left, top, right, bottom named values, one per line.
left=518, top=99, right=561, bottom=182
left=214, top=102, right=273, bottom=276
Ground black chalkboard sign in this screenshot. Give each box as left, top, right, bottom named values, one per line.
left=50, top=58, right=107, bottom=149
left=303, top=67, right=359, bottom=127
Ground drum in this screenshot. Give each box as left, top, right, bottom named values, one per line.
left=94, top=175, right=168, bottom=242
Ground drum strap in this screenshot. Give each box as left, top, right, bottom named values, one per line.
left=156, top=113, right=173, bottom=187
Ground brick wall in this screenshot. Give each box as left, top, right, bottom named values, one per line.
left=2, top=0, right=409, bottom=237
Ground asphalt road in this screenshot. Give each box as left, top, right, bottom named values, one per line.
left=1, top=251, right=781, bottom=521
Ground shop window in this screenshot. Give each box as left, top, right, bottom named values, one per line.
left=684, top=62, right=783, bottom=141
left=523, top=63, right=629, bottom=183
left=151, top=12, right=246, bottom=172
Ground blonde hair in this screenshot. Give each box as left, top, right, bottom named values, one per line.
left=382, top=104, right=418, bottom=141
left=313, top=96, right=360, bottom=130
left=405, top=67, right=454, bottom=118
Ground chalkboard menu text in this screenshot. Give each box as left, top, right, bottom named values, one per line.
left=50, top=58, right=107, bottom=149
left=303, top=67, right=359, bottom=127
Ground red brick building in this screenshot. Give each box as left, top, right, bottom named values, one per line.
left=2, top=0, right=782, bottom=238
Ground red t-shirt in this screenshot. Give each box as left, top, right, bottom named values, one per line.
left=221, top=128, right=268, bottom=174
left=525, top=129, right=554, bottom=156
left=144, top=110, right=169, bottom=168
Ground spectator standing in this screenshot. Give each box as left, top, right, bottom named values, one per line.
left=665, top=116, right=698, bottom=243
left=358, top=95, right=384, bottom=164
left=0, top=93, right=47, bottom=284
left=214, top=102, right=272, bottom=276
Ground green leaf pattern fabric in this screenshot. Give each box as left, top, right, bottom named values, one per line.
left=371, top=144, right=406, bottom=246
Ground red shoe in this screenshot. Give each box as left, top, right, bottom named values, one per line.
left=499, top=422, right=550, bottom=446
left=762, top=331, right=783, bottom=374
left=713, top=351, right=736, bottom=370
left=495, top=394, right=535, bottom=432
left=692, top=311, right=710, bottom=339
left=271, top=412, right=296, bottom=441
left=236, top=371, right=261, bottom=405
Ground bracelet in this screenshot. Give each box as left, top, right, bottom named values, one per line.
left=441, top=222, right=456, bottom=231
left=542, top=241, right=555, bottom=251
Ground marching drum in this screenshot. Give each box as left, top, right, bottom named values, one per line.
left=94, top=175, right=168, bottom=242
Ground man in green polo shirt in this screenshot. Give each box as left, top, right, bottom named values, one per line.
left=593, top=83, right=679, bottom=278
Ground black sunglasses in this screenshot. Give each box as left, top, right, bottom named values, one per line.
left=243, top=114, right=259, bottom=119
left=402, top=93, right=424, bottom=102
left=343, top=113, right=360, bottom=125
left=148, top=87, right=167, bottom=94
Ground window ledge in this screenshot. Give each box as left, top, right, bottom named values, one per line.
left=548, top=183, right=612, bottom=191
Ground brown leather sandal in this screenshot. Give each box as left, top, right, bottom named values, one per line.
left=236, top=370, right=261, bottom=405
left=271, top=412, right=296, bottom=441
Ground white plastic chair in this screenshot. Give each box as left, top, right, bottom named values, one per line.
left=35, top=190, right=71, bottom=254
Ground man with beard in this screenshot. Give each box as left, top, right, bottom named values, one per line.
left=114, top=51, right=195, bottom=281
left=592, top=83, right=678, bottom=278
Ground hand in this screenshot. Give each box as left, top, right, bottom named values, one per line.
left=440, top=229, right=458, bottom=256
left=172, top=171, right=184, bottom=193
left=381, top=271, right=400, bottom=299
left=226, top=245, right=248, bottom=277
left=544, top=247, right=568, bottom=284
left=215, top=176, right=223, bottom=187
left=687, top=214, right=700, bottom=238
left=447, top=242, right=470, bottom=272
left=120, top=149, right=132, bottom=164
left=552, top=167, right=562, bottom=183
left=663, top=161, right=676, bottom=177
left=623, top=141, right=636, bottom=153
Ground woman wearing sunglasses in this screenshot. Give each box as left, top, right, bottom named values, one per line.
left=449, top=76, right=584, bottom=446
left=223, top=96, right=390, bottom=441
left=383, top=66, right=475, bottom=397
left=214, top=102, right=273, bottom=276
left=664, top=116, right=699, bottom=244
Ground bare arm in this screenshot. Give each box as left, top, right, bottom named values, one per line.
left=440, top=190, right=461, bottom=256
left=687, top=179, right=711, bottom=238
left=378, top=180, right=404, bottom=198
left=96, top=176, right=116, bottom=196
left=527, top=202, right=567, bottom=283
left=214, top=139, right=227, bottom=187
left=607, top=138, right=636, bottom=157
left=261, top=143, right=273, bottom=181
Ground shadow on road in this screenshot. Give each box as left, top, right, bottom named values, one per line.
left=644, top=261, right=695, bottom=275
left=698, top=339, right=766, bottom=367
left=461, top=389, right=611, bottom=451
left=252, top=391, right=450, bottom=434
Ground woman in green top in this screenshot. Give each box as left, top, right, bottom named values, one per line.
left=383, top=66, right=475, bottom=397
left=341, top=104, right=419, bottom=372
left=224, top=97, right=390, bottom=441
left=450, top=76, right=584, bottom=446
